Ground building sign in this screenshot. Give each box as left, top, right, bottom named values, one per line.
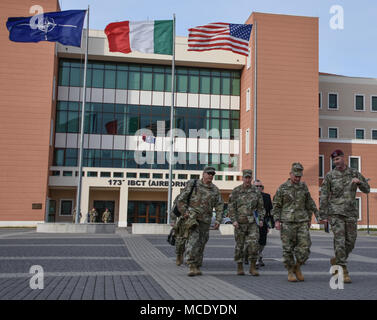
left=107, top=179, right=188, bottom=188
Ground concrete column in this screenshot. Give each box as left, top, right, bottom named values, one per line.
left=79, top=178, right=90, bottom=223
left=118, top=185, right=129, bottom=227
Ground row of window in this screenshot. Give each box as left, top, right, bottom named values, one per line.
left=319, top=92, right=377, bottom=111
left=53, top=148, right=239, bottom=171
left=56, top=102, right=240, bottom=138
left=59, top=59, right=241, bottom=96
left=319, top=127, right=377, bottom=140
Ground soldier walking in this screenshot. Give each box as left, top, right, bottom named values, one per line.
left=176, top=166, right=224, bottom=277
left=229, top=169, right=265, bottom=276
left=319, top=149, right=370, bottom=283
left=272, top=163, right=323, bottom=282
left=102, top=208, right=111, bottom=223
left=170, top=208, right=187, bottom=266
left=89, top=207, right=98, bottom=223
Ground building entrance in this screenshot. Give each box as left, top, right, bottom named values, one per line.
left=93, top=200, right=115, bottom=223
left=127, top=201, right=167, bottom=225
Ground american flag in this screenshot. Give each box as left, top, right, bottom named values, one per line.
left=188, top=22, right=252, bottom=56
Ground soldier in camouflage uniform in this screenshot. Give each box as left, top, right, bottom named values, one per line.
left=72, top=208, right=81, bottom=223
left=177, top=166, right=224, bottom=276
left=102, top=208, right=111, bottom=223
left=272, top=163, right=323, bottom=282
left=89, top=207, right=98, bottom=223
left=319, top=149, right=370, bottom=283
left=229, top=169, right=265, bottom=276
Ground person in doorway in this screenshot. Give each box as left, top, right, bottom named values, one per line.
left=102, top=208, right=111, bottom=223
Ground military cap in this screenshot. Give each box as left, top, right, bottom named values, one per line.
left=242, top=169, right=253, bottom=177
left=291, top=162, right=304, bottom=176
left=203, top=166, right=216, bottom=174
left=331, top=149, right=344, bottom=159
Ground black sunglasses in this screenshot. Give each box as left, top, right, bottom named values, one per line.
left=207, top=172, right=215, bottom=176
left=256, top=185, right=264, bottom=188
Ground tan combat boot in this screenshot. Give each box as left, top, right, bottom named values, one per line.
left=195, top=266, right=202, bottom=276
left=188, top=265, right=196, bottom=277
left=294, top=262, right=304, bottom=281
left=249, top=260, right=259, bottom=276
left=342, top=266, right=352, bottom=283
left=176, top=254, right=183, bottom=266
left=288, top=267, right=297, bottom=282
left=237, top=262, right=245, bottom=275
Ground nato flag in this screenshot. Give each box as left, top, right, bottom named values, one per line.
left=6, top=10, right=86, bottom=47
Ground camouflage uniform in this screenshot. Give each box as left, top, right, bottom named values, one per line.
left=72, top=209, right=81, bottom=223
left=102, top=209, right=111, bottom=223
left=272, top=166, right=320, bottom=270
left=170, top=210, right=187, bottom=258
left=229, top=183, right=265, bottom=264
left=319, top=165, right=370, bottom=267
left=89, top=208, right=98, bottom=223
left=177, top=177, right=224, bottom=270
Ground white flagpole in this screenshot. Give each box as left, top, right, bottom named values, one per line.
left=167, top=14, right=176, bottom=225
left=75, top=6, right=89, bottom=223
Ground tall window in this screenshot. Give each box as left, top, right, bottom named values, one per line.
left=319, top=127, right=322, bottom=138
left=247, top=48, right=251, bottom=69
left=328, top=127, right=338, bottom=139
left=372, top=129, right=377, bottom=140
left=245, top=129, right=250, bottom=154
left=328, top=93, right=338, bottom=109
left=319, top=92, right=322, bottom=109
left=349, top=156, right=361, bottom=171
left=355, top=197, right=361, bottom=221
left=60, top=199, right=73, bottom=216
left=355, top=95, right=365, bottom=111
left=246, top=88, right=251, bottom=111
left=371, top=96, right=377, bottom=112
left=319, top=155, right=324, bottom=178
left=355, top=128, right=365, bottom=139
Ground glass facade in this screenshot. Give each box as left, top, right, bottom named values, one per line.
left=59, top=59, right=241, bottom=96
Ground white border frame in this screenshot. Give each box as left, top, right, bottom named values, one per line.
left=319, top=155, right=324, bottom=178
left=319, top=92, right=322, bottom=109
left=355, top=128, right=365, bottom=140
left=59, top=199, right=74, bottom=216
left=370, top=95, right=377, bottom=112
left=354, top=94, right=365, bottom=111
left=349, top=156, right=361, bottom=172
left=371, top=128, right=377, bottom=140
left=356, top=197, right=362, bottom=221
left=328, top=127, right=339, bottom=139
left=328, top=92, right=339, bottom=110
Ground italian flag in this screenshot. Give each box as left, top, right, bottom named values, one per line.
left=105, top=20, right=173, bottom=55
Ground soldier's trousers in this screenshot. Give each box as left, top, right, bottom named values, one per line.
left=235, top=223, right=259, bottom=263
left=175, top=236, right=186, bottom=256
left=185, top=221, right=210, bottom=267
left=280, top=222, right=311, bottom=268
left=329, top=215, right=357, bottom=266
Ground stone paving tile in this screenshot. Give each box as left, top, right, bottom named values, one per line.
left=0, top=246, right=130, bottom=257
left=0, top=238, right=124, bottom=245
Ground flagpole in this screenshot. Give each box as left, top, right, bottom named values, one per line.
left=253, top=20, right=258, bottom=181
left=167, top=14, right=176, bottom=225
left=75, top=6, right=89, bottom=223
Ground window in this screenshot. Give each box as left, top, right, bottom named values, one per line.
left=355, top=128, right=365, bottom=139
left=319, top=127, right=322, bottom=138
left=355, top=197, right=361, bottom=221
left=355, top=95, right=365, bottom=111
left=371, top=96, right=377, bottom=112
left=319, top=155, right=324, bottom=178
left=330, top=157, right=335, bottom=170
left=319, top=92, right=322, bottom=109
left=372, top=129, right=377, bottom=140
left=328, top=127, right=338, bottom=139
left=60, top=199, right=73, bottom=216
left=245, top=128, right=250, bottom=154
left=246, top=88, right=251, bottom=111
left=349, top=156, right=361, bottom=171
left=328, top=93, right=338, bottom=109
left=247, top=48, right=251, bottom=69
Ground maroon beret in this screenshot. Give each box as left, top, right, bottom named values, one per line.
left=331, top=149, right=344, bottom=158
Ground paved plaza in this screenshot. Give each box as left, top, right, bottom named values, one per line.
left=0, top=227, right=376, bottom=300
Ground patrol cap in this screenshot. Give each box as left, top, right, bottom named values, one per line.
left=331, top=149, right=344, bottom=159
left=242, top=169, right=253, bottom=178
left=291, top=162, right=304, bottom=176
left=203, top=166, right=216, bottom=174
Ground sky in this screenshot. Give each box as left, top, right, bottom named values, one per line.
left=59, top=0, right=377, bottom=78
